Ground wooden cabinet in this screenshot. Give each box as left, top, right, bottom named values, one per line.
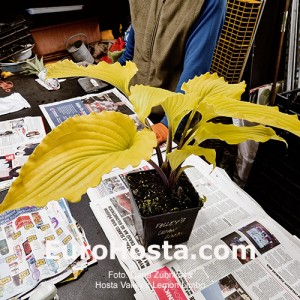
left=30, top=18, right=101, bottom=60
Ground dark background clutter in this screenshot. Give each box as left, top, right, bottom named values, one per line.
left=0, top=0, right=131, bottom=38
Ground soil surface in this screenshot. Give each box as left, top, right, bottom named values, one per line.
left=126, top=170, right=203, bottom=217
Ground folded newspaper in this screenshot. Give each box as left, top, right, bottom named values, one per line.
left=0, top=198, right=96, bottom=300
left=88, top=155, right=300, bottom=300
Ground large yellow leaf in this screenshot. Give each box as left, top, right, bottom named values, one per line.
left=161, top=93, right=200, bottom=138
left=193, top=122, right=286, bottom=145
left=129, top=85, right=200, bottom=136
left=46, top=60, right=138, bottom=96
left=0, top=111, right=157, bottom=213
left=129, top=85, right=175, bottom=123
left=167, top=146, right=216, bottom=170
left=203, top=96, right=300, bottom=137
left=182, top=72, right=246, bottom=100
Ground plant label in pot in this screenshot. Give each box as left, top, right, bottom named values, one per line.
left=126, top=169, right=204, bottom=248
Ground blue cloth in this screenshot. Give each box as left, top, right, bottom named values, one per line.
left=118, top=0, right=227, bottom=128
left=118, top=25, right=135, bottom=66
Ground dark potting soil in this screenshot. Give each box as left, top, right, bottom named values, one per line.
left=126, top=170, right=203, bottom=217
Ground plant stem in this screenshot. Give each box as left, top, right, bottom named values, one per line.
left=178, top=110, right=197, bottom=149
left=166, top=126, right=173, bottom=155
left=155, top=145, right=163, bottom=167
left=147, top=159, right=170, bottom=189
left=146, top=118, right=163, bottom=166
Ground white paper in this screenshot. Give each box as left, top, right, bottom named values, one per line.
left=0, top=93, right=30, bottom=116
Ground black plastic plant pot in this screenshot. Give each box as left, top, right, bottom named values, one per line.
left=126, top=169, right=202, bottom=249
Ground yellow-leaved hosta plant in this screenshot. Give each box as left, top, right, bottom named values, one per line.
left=1, top=59, right=300, bottom=213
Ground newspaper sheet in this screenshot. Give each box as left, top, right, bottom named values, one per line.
left=0, top=199, right=95, bottom=300
left=0, top=116, right=46, bottom=191
left=88, top=155, right=300, bottom=300
left=39, top=87, right=140, bottom=129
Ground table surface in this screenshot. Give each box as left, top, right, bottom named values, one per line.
left=0, top=74, right=136, bottom=299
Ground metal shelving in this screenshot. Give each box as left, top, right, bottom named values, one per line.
left=0, top=19, right=34, bottom=63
